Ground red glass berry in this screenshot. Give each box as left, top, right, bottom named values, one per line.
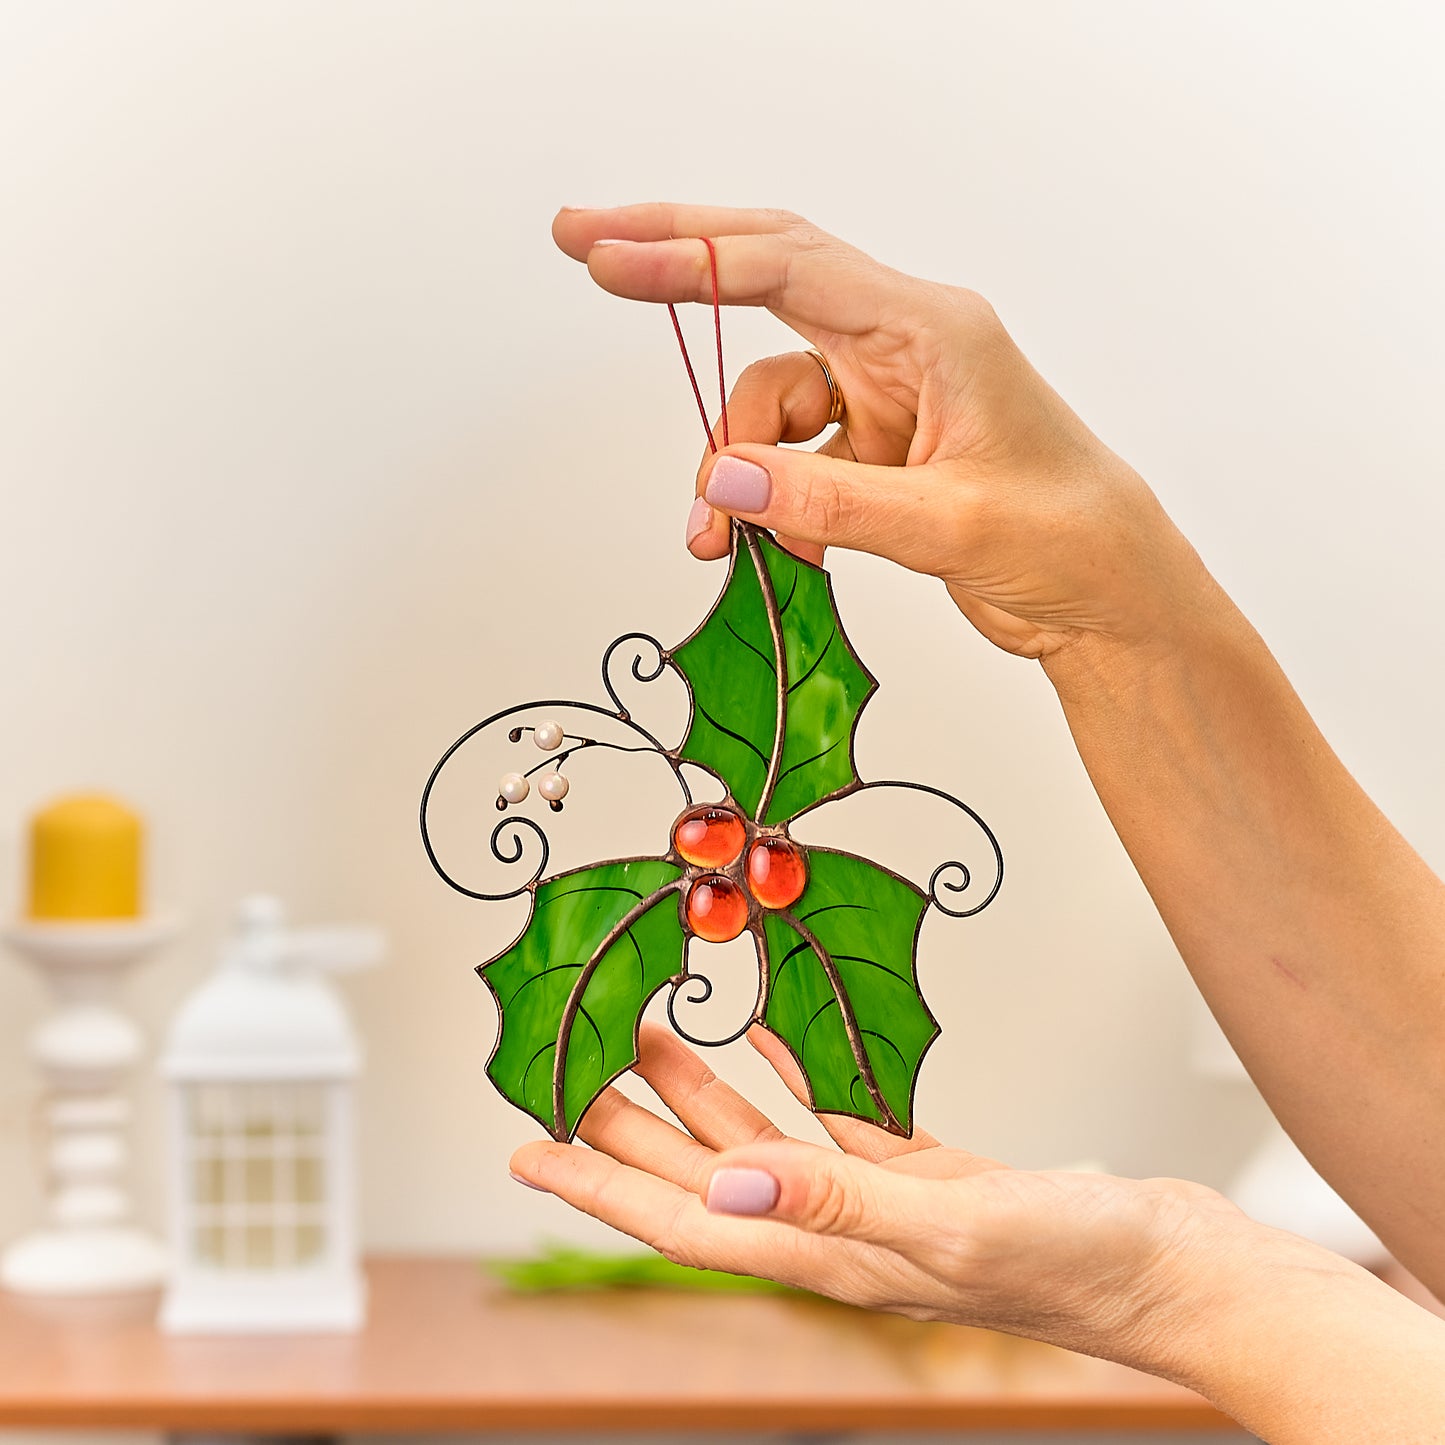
left=685, top=875, right=749, bottom=943
left=747, top=837, right=807, bottom=910
left=672, top=806, right=746, bottom=869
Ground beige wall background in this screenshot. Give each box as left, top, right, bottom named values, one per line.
left=0, top=0, right=1442, bottom=1268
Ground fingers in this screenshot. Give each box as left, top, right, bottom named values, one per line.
left=509, top=1137, right=838, bottom=1288
left=575, top=1084, right=714, bottom=1192
left=633, top=1023, right=788, bottom=1153
left=702, top=1139, right=954, bottom=1258
left=554, top=207, right=890, bottom=337
left=687, top=352, right=839, bottom=562
left=509, top=1138, right=712, bottom=1260
left=553, top=202, right=798, bottom=259
left=746, top=1026, right=942, bottom=1162
left=699, top=444, right=972, bottom=580
left=583, top=234, right=791, bottom=308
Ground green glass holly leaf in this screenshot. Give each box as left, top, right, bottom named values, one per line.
left=480, top=858, right=686, bottom=1141
left=759, top=847, right=936, bottom=1135
left=671, top=528, right=876, bottom=826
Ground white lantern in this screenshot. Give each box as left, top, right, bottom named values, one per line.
left=158, top=896, right=382, bottom=1334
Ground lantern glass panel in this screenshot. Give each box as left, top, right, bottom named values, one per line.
left=185, top=1081, right=331, bottom=1270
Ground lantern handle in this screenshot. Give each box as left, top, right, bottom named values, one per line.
left=228, top=897, right=383, bottom=974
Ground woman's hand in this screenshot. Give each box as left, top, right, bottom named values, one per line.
left=511, top=1022, right=1256, bottom=1373
left=510, top=1023, right=1445, bottom=1444
left=552, top=203, right=1216, bottom=664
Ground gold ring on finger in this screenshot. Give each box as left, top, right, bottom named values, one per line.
left=807, top=349, right=847, bottom=428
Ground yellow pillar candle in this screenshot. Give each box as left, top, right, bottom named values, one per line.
left=28, top=793, right=144, bottom=920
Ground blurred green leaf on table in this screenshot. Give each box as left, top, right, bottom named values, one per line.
left=484, top=1242, right=805, bottom=1296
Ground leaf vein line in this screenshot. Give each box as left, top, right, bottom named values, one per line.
left=787, top=628, right=837, bottom=694
left=504, top=961, right=581, bottom=1010
left=771, top=936, right=812, bottom=986
left=800, top=902, right=871, bottom=922
left=776, top=567, right=800, bottom=616
left=861, top=1028, right=908, bottom=1072
left=578, top=1003, right=604, bottom=1060
left=521, top=1042, right=554, bottom=1107
left=723, top=618, right=776, bottom=672
left=626, top=927, right=646, bottom=991
left=776, top=736, right=845, bottom=785
left=800, top=997, right=840, bottom=1058
left=540, top=883, right=645, bottom=908
left=834, top=953, right=913, bottom=987
left=691, top=698, right=770, bottom=767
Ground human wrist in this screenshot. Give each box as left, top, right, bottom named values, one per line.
left=1038, top=557, right=1258, bottom=724
left=1149, top=1222, right=1445, bottom=1442
left=1122, top=1209, right=1332, bottom=1387
left=1070, top=1194, right=1281, bottom=1385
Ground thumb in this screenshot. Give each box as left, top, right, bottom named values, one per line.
left=703, top=1140, right=949, bottom=1255
left=700, top=444, right=970, bottom=579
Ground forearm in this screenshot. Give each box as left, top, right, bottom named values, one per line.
left=1043, top=572, right=1445, bottom=1291
left=1151, top=1225, right=1445, bottom=1443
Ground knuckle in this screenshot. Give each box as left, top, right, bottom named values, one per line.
left=949, top=284, right=1000, bottom=325
left=733, top=354, right=794, bottom=398
left=805, top=1167, right=865, bottom=1236
left=586, top=1164, right=628, bottom=1216
left=653, top=1199, right=704, bottom=1268
left=800, top=468, right=856, bottom=541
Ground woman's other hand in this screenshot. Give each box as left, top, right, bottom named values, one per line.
left=512, top=1024, right=1268, bottom=1372
left=553, top=203, right=1214, bottom=665
left=508, top=1023, right=1445, bottom=1444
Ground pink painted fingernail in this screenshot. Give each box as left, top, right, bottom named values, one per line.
left=706, top=1167, right=780, bottom=1216
left=705, top=456, right=771, bottom=514
left=510, top=1171, right=549, bottom=1193
left=685, top=496, right=712, bottom=547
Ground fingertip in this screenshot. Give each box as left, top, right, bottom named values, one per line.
left=745, top=1022, right=787, bottom=1065
left=687, top=530, right=731, bottom=562
left=685, top=496, right=712, bottom=548
left=508, top=1141, right=550, bottom=1179
left=746, top=1025, right=810, bottom=1101
left=637, top=1018, right=673, bottom=1048
left=584, top=239, right=646, bottom=296
left=635, top=1019, right=682, bottom=1071
left=551, top=207, right=593, bottom=260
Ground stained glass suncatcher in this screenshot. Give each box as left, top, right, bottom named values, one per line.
left=421, top=519, right=1002, bottom=1142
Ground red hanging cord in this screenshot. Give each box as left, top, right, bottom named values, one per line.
left=666, top=237, right=728, bottom=454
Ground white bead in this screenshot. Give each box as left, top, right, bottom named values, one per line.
left=538, top=772, right=570, bottom=802
left=534, top=720, right=565, bottom=751
left=498, top=772, right=530, bottom=804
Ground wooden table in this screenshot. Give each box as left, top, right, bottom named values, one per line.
left=0, top=1255, right=1232, bottom=1434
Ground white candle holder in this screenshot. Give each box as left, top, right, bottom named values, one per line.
left=1, top=916, right=178, bottom=1295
